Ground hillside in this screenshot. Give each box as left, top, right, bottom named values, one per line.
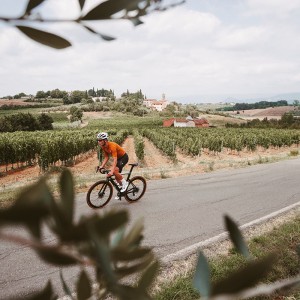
left=229, top=106, right=298, bottom=120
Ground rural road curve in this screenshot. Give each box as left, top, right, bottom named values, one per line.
left=1, top=158, right=300, bottom=298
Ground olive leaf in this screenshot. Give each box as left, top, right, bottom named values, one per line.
left=82, top=0, right=140, bottom=20
left=25, top=0, right=46, bottom=14
left=112, top=247, right=152, bottom=261
left=0, top=177, right=52, bottom=238
left=89, top=228, right=117, bottom=287
left=59, top=168, right=74, bottom=225
left=118, top=217, right=144, bottom=249
left=78, top=0, right=86, bottom=10
left=116, top=253, right=154, bottom=277
left=77, top=270, right=92, bottom=300
left=193, top=251, right=211, bottom=298
left=83, top=25, right=115, bottom=41
left=16, top=26, right=71, bottom=49
left=111, top=226, right=126, bottom=247
left=37, top=246, right=79, bottom=266
left=225, top=215, right=250, bottom=259
left=89, top=209, right=129, bottom=237
left=211, top=253, right=277, bottom=296
left=138, top=260, right=159, bottom=292
left=130, top=17, right=144, bottom=26
left=9, top=281, right=56, bottom=300
left=60, top=271, right=74, bottom=299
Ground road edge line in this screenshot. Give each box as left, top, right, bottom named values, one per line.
left=161, top=201, right=300, bottom=264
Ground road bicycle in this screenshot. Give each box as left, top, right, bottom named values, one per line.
left=86, top=163, right=147, bottom=209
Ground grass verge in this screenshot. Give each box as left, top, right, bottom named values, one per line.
left=153, top=211, right=300, bottom=300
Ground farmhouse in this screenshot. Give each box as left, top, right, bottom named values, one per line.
left=143, top=94, right=169, bottom=111
left=163, top=116, right=209, bottom=128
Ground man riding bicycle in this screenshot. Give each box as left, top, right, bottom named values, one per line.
left=97, top=132, right=129, bottom=193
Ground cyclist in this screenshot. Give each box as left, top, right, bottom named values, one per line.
left=97, top=132, right=129, bottom=193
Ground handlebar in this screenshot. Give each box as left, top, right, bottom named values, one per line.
left=96, top=167, right=109, bottom=174
left=96, top=163, right=138, bottom=179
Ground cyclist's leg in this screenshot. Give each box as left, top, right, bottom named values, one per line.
left=114, top=166, right=122, bottom=185
left=115, top=154, right=129, bottom=183
left=116, top=154, right=129, bottom=191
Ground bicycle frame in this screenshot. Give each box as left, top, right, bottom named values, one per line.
left=87, top=163, right=146, bottom=208
left=99, top=163, right=138, bottom=198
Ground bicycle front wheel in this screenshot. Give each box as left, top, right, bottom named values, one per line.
left=125, top=176, right=147, bottom=203
left=86, top=180, right=113, bottom=209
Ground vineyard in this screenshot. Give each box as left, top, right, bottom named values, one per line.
left=1, top=126, right=300, bottom=175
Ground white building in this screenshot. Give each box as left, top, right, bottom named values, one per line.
left=143, top=94, right=169, bottom=111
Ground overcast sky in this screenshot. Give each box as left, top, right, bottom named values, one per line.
left=1, top=0, right=300, bottom=103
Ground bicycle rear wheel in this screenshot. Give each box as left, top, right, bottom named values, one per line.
left=125, top=176, right=147, bottom=203
left=86, top=180, right=113, bottom=209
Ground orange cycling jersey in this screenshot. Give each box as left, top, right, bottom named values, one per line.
left=101, top=141, right=126, bottom=159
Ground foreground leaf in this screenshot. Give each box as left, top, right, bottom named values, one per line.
left=225, top=215, right=250, bottom=259
left=25, top=0, right=46, bottom=14
left=16, top=26, right=71, bottom=49
left=89, top=228, right=117, bottom=287
left=7, top=281, right=56, bottom=300
left=0, top=178, right=52, bottom=238
left=119, top=217, right=144, bottom=249
left=82, top=0, right=138, bottom=20
left=59, top=168, right=74, bottom=225
left=37, top=246, right=78, bottom=266
left=210, top=277, right=300, bottom=300
left=60, top=271, right=74, bottom=299
left=83, top=25, right=116, bottom=41
left=90, top=210, right=129, bottom=237
left=112, top=247, right=151, bottom=261
left=77, top=270, right=92, bottom=300
left=211, top=253, right=276, bottom=296
left=78, top=0, right=85, bottom=10
left=193, top=251, right=211, bottom=298
left=116, top=253, right=154, bottom=277
left=138, top=261, right=159, bottom=292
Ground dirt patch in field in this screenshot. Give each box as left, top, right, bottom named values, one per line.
left=0, top=99, right=36, bottom=107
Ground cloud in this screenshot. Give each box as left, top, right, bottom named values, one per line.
left=215, top=26, right=266, bottom=50
left=246, top=0, right=300, bottom=17
left=0, top=1, right=300, bottom=101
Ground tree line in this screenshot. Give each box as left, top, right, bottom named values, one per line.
left=0, top=113, right=54, bottom=132
left=219, top=100, right=290, bottom=111
left=1, top=88, right=148, bottom=106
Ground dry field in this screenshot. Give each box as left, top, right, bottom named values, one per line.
left=0, top=99, right=37, bottom=107
left=230, top=106, right=298, bottom=120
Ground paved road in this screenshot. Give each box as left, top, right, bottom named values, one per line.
left=1, top=158, right=300, bottom=298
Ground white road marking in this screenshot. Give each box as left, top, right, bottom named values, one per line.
left=161, top=201, right=300, bottom=264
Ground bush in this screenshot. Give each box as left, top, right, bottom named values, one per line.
left=0, top=112, right=53, bottom=132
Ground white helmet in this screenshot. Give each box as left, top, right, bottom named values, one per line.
left=97, top=132, right=108, bottom=140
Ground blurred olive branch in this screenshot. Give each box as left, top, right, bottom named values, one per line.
left=0, top=168, right=159, bottom=299
left=0, top=0, right=185, bottom=49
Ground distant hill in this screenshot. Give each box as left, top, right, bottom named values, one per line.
left=267, top=93, right=300, bottom=103
left=174, top=93, right=300, bottom=104
left=226, top=93, right=300, bottom=104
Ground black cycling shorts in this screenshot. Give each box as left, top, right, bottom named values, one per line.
left=117, top=153, right=128, bottom=173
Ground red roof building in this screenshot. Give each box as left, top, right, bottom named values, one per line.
left=163, top=117, right=209, bottom=128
